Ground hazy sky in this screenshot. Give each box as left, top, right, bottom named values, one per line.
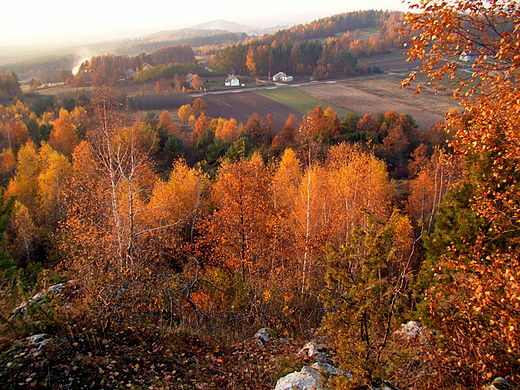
left=1, top=0, right=411, bottom=47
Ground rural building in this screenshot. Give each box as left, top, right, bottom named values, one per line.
left=272, top=72, right=293, bottom=82
left=225, top=75, right=240, bottom=87
left=185, top=73, right=195, bottom=84
left=459, top=51, right=477, bottom=62
left=185, top=73, right=203, bottom=89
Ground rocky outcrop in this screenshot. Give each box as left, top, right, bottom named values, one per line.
left=394, top=321, right=423, bottom=338
left=274, top=341, right=349, bottom=390
left=274, top=366, right=324, bottom=390
left=310, top=362, right=343, bottom=376
left=11, top=283, right=66, bottom=317
left=10, top=281, right=81, bottom=318
left=297, top=341, right=332, bottom=364
left=272, top=339, right=408, bottom=390
left=394, top=320, right=436, bottom=345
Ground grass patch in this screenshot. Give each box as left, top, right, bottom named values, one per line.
left=257, top=87, right=349, bottom=117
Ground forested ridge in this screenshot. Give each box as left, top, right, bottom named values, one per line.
left=0, top=1, right=520, bottom=389
left=208, top=10, right=405, bottom=78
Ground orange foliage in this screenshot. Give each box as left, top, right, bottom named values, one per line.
left=326, top=143, right=393, bottom=247
left=404, top=0, right=520, bottom=384
left=49, top=109, right=79, bottom=157
left=191, top=112, right=210, bottom=145
left=158, top=110, right=178, bottom=135
left=216, top=118, right=239, bottom=144
left=204, top=153, right=274, bottom=277
left=0, top=149, right=15, bottom=177
left=0, top=120, right=29, bottom=152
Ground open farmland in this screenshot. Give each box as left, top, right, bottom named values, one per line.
left=202, top=75, right=457, bottom=131
left=256, top=87, right=349, bottom=118
left=201, top=87, right=351, bottom=126
left=295, top=75, right=458, bottom=130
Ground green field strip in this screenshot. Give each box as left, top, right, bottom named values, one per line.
left=256, top=87, right=349, bottom=118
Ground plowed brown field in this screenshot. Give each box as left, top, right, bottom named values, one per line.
left=202, top=91, right=303, bottom=126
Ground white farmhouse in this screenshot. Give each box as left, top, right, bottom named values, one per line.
left=272, top=72, right=293, bottom=82
left=459, top=51, right=477, bottom=62
left=225, top=75, right=240, bottom=87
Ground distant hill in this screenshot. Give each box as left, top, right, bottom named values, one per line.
left=146, top=27, right=231, bottom=42
left=191, top=19, right=256, bottom=33
left=147, top=19, right=278, bottom=42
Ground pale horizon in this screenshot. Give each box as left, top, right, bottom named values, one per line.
left=2, top=0, right=411, bottom=48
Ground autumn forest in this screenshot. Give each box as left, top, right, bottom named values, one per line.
left=0, top=1, right=519, bottom=389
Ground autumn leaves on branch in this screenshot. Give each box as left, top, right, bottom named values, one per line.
left=402, top=0, right=520, bottom=385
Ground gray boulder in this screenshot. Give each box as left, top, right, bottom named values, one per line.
left=253, top=327, right=273, bottom=346
left=27, top=333, right=52, bottom=350
left=11, top=282, right=67, bottom=317
left=394, top=320, right=435, bottom=344
left=395, top=321, right=423, bottom=338
left=311, top=362, right=347, bottom=377
left=274, top=366, right=324, bottom=390
left=297, top=341, right=332, bottom=364
left=485, top=377, right=516, bottom=390
left=275, top=342, right=348, bottom=390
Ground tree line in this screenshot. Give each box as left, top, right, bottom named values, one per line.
left=209, top=11, right=405, bottom=78
left=67, top=45, right=196, bottom=87
left=267, top=10, right=404, bottom=44
left=0, top=72, right=22, bottom=104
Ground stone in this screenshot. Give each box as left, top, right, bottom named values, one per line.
left=310, top=362, right=344, bottom=377
left=274, top=366, right=324, bottom=390
left=395, top=321, right=423, bottom=338
left=297, top=342, right=329, bottom=361
left=31, top=283, right=66, bottom=303
left=394, top=320, right=435, bottom=344
left=27, top=334, right=52, bottom=350
left=312, top=352, right=332, bottom=364
left=484, top=377, right=516, bottom=390
left=275, top=341, right=351, bottom=390
left=253, top=327, right=272, bottom=346
left=10, top=282, right=67, bottom=317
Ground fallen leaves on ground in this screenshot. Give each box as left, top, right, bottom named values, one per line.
left=0, top=326, right=305, bottom=389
